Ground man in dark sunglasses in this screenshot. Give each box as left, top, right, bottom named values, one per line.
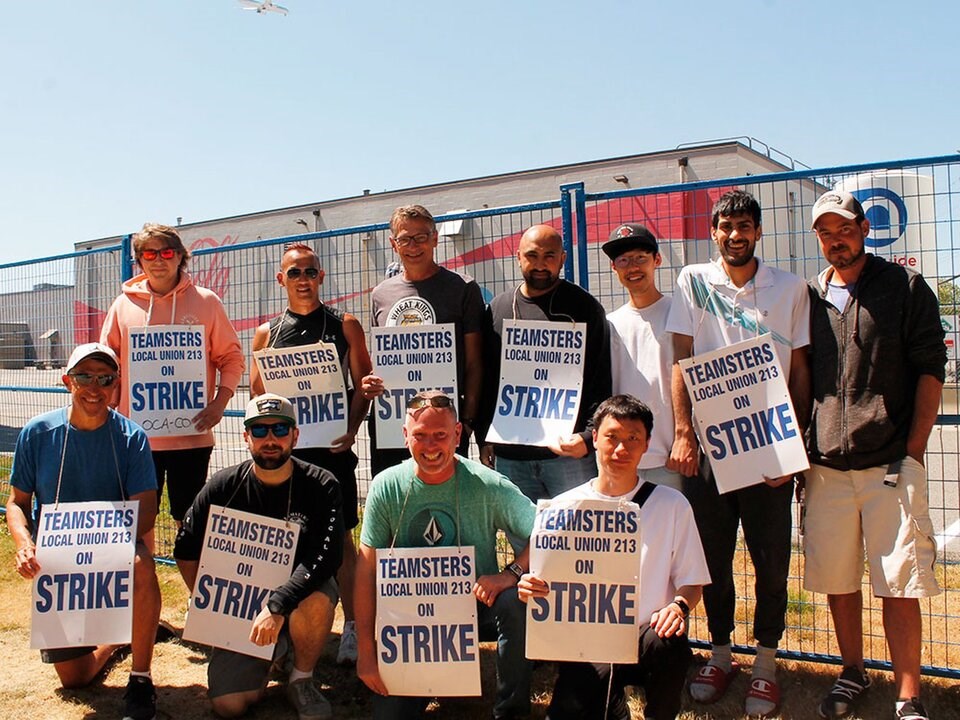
left=7, top=343, right=162, bottom=719
left=174, top=393, right=344, bottom=720
left=356, top=391, right=536, bottom=719
left=250, top=241, right=373, bottom=666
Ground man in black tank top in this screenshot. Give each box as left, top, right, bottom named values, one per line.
left=251, top=242, right=372, bottom=665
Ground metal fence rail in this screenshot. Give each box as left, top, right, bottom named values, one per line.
left=1, top=156, right=958, bottom=678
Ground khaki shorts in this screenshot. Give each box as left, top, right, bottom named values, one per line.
left=803, top=458, right=940, bottom=598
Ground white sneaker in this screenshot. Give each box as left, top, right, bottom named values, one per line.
left=337, top=621, right=358, bottom=665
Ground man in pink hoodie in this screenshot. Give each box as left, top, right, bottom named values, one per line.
left=101, top=223, right=245, bottom=525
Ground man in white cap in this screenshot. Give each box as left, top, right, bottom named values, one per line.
left=805, top=190, right=944, bottom=720
left=174, top=393, right=343, bottom=720
left=7, top=342, right=161, bottom=720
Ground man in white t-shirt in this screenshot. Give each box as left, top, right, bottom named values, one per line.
left=665, top=190, right=811, bottom=717
left=519, top=395, right=709, bottom=719
left=603, top=223, right=681, bottom=490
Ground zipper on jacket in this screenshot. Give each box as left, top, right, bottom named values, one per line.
left=838, top=305, right=848, bottom=457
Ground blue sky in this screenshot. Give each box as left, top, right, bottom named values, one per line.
left=2, top=0, right=958, bottom=263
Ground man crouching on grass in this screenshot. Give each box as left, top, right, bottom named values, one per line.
left=519, top=395, right=710, bottom=720
left=174, top=394, right=344, bottom=720
left=7, top=342, right=161, bottom=720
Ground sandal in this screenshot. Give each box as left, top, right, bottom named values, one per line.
left=745, top=676, right=781, bottom=717
left=689, top=661, right=740, bottom=704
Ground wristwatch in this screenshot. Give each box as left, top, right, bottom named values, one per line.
left=506, top=562, right=524, bottom=581
left=673, top=598, right=690, bottom=618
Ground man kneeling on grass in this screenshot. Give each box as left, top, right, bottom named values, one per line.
left=519, top=395, right=710, bottom=720
left=174, top=394, right=344, bottom=720
left=7, top=343, right=161, bottom=720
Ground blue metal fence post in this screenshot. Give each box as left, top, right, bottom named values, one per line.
left=573, top=184, right=589, bottom=291
left=120, top=234, right=134, bottom=283
left=559, top=183, right=580, bottom=281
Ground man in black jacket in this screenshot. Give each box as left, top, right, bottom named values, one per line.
left=175, top=394, right=343, bottom=720
left=805, top=190, right=945, bottom=720
left=476, top=224, right=611, bottom=502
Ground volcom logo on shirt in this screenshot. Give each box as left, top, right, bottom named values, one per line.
left=423, top=516, right=443, bottom=545
left=407, top=508, right=455, bottom=547
left=386, top=297, right=436, bottom=326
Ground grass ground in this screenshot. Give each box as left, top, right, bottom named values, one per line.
left=2, top=525, right=960, bottom=719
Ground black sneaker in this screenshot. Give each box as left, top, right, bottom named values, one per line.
left=122, top=675, right=157, bottom=720
left=896, top=697, right=930, bottom=720
left=818, top=665, right=870, bottom=718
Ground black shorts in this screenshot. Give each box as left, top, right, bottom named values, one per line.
left=292, top=447, right=359, bottom=529
left=153, top=446, right=213, bottom=521
left=41, top=646, right=95, bottom=664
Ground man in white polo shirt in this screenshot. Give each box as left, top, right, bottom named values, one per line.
left=666, top=190, right=811, bottom=717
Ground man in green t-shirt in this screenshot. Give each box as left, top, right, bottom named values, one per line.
left=356, top=390, right=535, bottom=720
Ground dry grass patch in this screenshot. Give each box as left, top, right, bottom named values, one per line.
left=1, top=526, right=958, bottom=718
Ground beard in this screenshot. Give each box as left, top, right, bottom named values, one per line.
left=719, top=244, right=756, bottom=267
left=523, top=270, right=559, bottom=291
left=828, top=244, right=866, bottom=270
left=252, top=447, right=292, bottom=470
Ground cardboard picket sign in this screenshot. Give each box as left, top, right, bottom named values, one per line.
left=526, top=497, right=641, bottom=663
left=31, top=500, right=139, bottom=649
left=375, top=546, right=480, bottom=696
left=183, top=505, right=300, bottom=659
left=371, top=324, right=458, bottom=449
left=679, top=333, right=809, bottom=493
left=486, top=319, right=587, bottom=446
left=127, top=325, right=206, bottom=437
left=253, top=343, right=348, bottom=448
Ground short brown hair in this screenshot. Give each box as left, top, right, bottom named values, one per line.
left=281, top=242, right=320, bottom=266
left=390, top=205, right=436, bottom=236
left=133, top=223, right=190, bottom=271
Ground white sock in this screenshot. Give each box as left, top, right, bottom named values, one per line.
left=130, top=670, right=152, bottom=680
left=289, top=667, right=312, bottom=683
left=752, top=645, right=777, bottom=682
left=709, top=643, right=732, bottom=672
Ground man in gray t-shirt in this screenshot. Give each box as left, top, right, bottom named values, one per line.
left=361, top=205, right=484, bottom=474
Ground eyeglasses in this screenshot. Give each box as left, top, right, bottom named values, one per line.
left=407, top=393, right=455, bottom=410
left=248, top=422, right=293, bottom=439
left=392, top=233, right=433, bottom=248
left=613, top=253, right=653, bottom=269
left=69, top=373, right=118, bottom=388
left=139, top=248, right=177, bottom=262
left=285, top=267, right=320, bottom=279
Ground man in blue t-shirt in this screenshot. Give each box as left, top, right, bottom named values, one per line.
left=6, top=343, right=161, bottom=720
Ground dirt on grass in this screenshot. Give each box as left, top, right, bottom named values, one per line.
left=2, top=526, right=959, bottom=719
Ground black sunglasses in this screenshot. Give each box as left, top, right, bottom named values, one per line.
left=407, top=394, right=455, bottom=410
left=285, top=267, right=320, bottom=279
left=248, top=422, right=293, bottom=439
left=69, top=373, right=118, bottom=388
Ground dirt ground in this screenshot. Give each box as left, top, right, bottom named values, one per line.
left=2, top=528, right=959, bottom=719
